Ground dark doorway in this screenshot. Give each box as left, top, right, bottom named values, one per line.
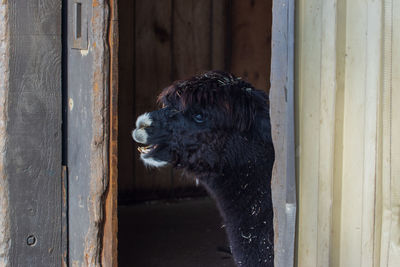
left=117, top=1, right=272, bottom=266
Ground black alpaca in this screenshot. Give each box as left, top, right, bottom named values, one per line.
left=132, top=71, right=275, bottom=266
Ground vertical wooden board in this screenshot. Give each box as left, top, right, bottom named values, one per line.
left=296, top=1, right=322, bottom=266
left=102, top=0, right=118, bottom=266
left=134, top=0, right=174, bottom=191
left=230, top=0, right=272, bottom=91
left=7, top=0, right=62, bottom=266
left=118, top=0, right=135, bottom=196
left=270, top=0, right=296, bottom=266
left=65, top=0, right=110, bottom=265
left=8, top=0, right=60, bottom=36
left=65, top=0, right=94, bottom=263
left=378, top=1, right=393, bottom=266
left=331, top=0, right=347, bottom=265
left=340, top=1, right=368, bottom=266
left=388, top=1, right=400, bottom=265
left=172, top=0, right=212, bottom=79
left=360, top=2, right=381, bottom=266
left=211, top=0, right=228, bottom=70
left=0, top=2, right=10, bottom=265
left=317, top=1, right=337, bottom=266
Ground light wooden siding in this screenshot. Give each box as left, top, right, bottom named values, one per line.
left=295, top=0, right=400, bottom=266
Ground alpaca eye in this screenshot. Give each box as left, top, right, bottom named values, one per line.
left=193, top=113, right=205, bottom=123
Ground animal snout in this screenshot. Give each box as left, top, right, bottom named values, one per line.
left=132, top=128, right=148, bottom=144
left=132, top=113, right=153, bottom=144
left=135, top=113, right=152, bottom=129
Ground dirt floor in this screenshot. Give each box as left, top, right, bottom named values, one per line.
left=118, top=197, right=236, bottom=267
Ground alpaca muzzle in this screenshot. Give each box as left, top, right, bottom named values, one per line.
left=132, top=112, right=169, bottom=167
left=132, top=112, right=152, bottom=144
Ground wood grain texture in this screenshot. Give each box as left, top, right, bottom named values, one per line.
left=270, top=0, right=295, bottom=266
left=7, top=0, right=62, bottom=266
left=0, top=2, right=11, bottom=266
left=65, top=0, right=95, bottom=264
left=85, top=1, right=110, bottom=265
left=230, top=0, right=272, bottom=92
left=102, top=0, right=118, bottom=265
left=172, top=0, right=212, bottom=79
left=211, top=0, right=228, bottom=70
left=65, top=0, right=110, bottom=265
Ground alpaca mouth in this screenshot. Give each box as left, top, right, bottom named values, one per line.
left=137, top=144, right=158, bottom=154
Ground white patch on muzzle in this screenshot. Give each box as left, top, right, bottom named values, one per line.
left=132, top=113, right=153, bottom=144
left=136, top=113, right=152, bottom=128
left=132, top=128, right=148, bottom=144
left=140, top=154, right=168, bottom=168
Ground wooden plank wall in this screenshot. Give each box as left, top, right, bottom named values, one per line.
left=231, top=0, right=272, bottom=91
left=118, top=0, right=272, bottom=200
left=7, top=0, right=63, bottom=265
left=295, top=0, right=400, bottom=265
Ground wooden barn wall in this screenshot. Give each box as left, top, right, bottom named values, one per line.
left=231, top=0, right=272, bottom=91
left=5, top=0, right=63, bottom=266
left=295, top=0, right=400, bottom=266
left=118, top=0, right=273, bottom=200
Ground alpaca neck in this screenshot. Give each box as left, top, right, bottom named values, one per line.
left=201, top=156, right=274, bottom=266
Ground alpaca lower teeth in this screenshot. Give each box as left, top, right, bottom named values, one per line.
left=137, top=145, right=157, bottom=154
left=138, top=145, right=152, bottom=154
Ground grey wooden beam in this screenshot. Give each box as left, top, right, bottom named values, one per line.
left=270, top=0, right=296, bottom=266
left=0, top=1, right=11, bottom=266
left=6, top=0, right=63, bottom=266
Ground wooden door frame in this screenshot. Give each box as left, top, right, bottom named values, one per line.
left=102, top=0, right=119, bottom=266
left=270, top=0, right=296, bottom=266
left=63, top=0, right=118, bottom=265
left=0, top=0, right=295, bottom=266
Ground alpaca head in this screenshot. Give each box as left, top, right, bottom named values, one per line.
left=132, top=71, right=272, bottom=175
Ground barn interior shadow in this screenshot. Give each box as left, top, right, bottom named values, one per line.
left=117, top=1, right=272, bottom=266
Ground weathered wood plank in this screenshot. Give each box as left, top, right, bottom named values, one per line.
left=102, top=0, right=119, bottom=266
left=172, top=0, right=212, bottom=79
left=211, top=0, right=228, bottom=70
left=0, top=2, right=11, bottom=266
left=270, top=0, right=295, bottom=266
left=65, top=0, right=110, bottom=265
left=7, top=0, right=62, bottom=266
left=9, top=0, right=61, bottom=36
left=230, top=0, right=272, bottom=91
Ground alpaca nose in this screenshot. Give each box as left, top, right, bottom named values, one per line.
left=132, top=128, right=148, bottom=144
left=135, top=112, right=152, bottom=129
left=132, top=113, right=152, bottom=144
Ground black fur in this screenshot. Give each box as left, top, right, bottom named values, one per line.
left=133, top=71, right=275, bottom=266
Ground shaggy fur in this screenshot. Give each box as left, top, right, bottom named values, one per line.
left=132, top=71, right=275, bottom=266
